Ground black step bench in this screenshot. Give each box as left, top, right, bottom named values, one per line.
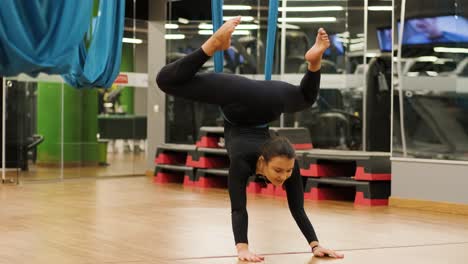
left=154, top=164, right=195, bottom=185
left=299, top=150, right=391, bottom=180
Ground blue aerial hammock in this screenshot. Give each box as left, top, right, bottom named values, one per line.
left=0, top=0, right=125, bottom=89
left=211, top=0, right=278, bottom=80
left=212, top=0, right=279, bottom=126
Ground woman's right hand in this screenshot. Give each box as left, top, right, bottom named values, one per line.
left=236, top=243, right=264, bottom=262
left=237, top=249, right=265, bottom=262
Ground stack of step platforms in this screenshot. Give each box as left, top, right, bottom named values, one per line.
left=187, top=147, right=230, bottom=188
left=154, top=127, right=230, bottom=188
left=297, top=149, right=391, bottom=206
left=154, top=144, right=197, bottom=185
left=154, top=127, right=392, bottom=207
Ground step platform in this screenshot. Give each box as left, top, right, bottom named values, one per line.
left=196, top=127, right=224, bottom=148
left=186, top=147, right=230, bottom=169
left=193, top=168, right=229, bottom=188
left=304, top=177, right=390, bottom=206
left=269, top=127, right=313, bottom=150
left=299, top=150, right=391, bottom=180
left=155, top=144, right=196, bottom=165
left=154, top=164, right=196, bottom=185
left=196, top=126, right=313, bottom=150
left=355, top=157, right=391, bottom=181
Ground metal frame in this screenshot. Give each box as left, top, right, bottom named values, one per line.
left=279, top=0, right=287, bottom=127
left=2, top=77, right=5, bottom=182
left=396, top=0, right=408, bottom=156
left=362, top=0, right=369, bottom=151
left=390, top=0, right=395, bottom=155
left=61, top=82, right=64, bottom=180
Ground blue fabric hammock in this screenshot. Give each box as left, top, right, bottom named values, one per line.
left=211, top=0, right=278, bottom=80
left=0, top=0, right=125, bottom=88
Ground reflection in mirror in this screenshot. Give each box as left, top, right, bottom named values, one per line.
left=164, top=0, right=370, bottom=152
left=393, top=0, right=468, bottom=161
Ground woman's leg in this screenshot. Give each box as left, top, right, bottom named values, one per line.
left=280, top=28, right=330, bottom=113
left=305, top=28, right=330, bottom=72
left=156, top=17, right=249, bottom=105
left=157, top=22, right=329, bottom=113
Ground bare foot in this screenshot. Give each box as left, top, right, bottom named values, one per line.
left=305, top=28, right=330, bottom=72
left=201, top=16, right=241, bottom=56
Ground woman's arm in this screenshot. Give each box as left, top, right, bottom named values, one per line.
left=285, top=160, right=344, bottom=258
left=228, top=157, right=264, bottom=262
left=284, top=161, right=319, bottom=244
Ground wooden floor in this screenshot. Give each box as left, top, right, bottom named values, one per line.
left=0, top=176, right=467, bottom=264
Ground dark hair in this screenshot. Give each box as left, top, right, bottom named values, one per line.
left=260, top=136, right=295, bottom=163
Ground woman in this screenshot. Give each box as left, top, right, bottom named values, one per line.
left=156, top=16, right=344, bottom=262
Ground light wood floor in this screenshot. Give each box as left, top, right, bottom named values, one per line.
left=0, top=176, right=467, bottom=264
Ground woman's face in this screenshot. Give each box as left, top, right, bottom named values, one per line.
left=262, top=156, right=295, bottom=187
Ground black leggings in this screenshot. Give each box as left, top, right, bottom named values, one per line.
left=156, top=48, right=320, bottom=126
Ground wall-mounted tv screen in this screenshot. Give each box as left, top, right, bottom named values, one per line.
left=402, top=15, right=468, bottom=45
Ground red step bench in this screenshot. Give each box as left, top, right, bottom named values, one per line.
left=155, top=144, right=196, bottom=166
left=304, top=177, right=390, bottom=206
left=186, top=148, right=230, bottom=169
left=299, top=150, right=391, bottom=180
left=193, top=168, right=229, bottom=189
left=154, top=164, right=196, bottom=185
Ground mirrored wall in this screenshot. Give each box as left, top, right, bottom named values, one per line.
left=393, top=0, right=468, bottom=161
left=1, top=17, right=149, bottom=183
left=164, top=0, right=377, bottom=152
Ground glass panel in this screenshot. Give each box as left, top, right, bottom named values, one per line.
left=61, top=86, right=98, bottom=179
left=394, top=0, right=468, bottom=160
left=289, top=0, right=365, bottom=150
left=86, top=19, right=149, bottom=178
left=364, top=0, right=393, bottom=152
left=281, top=0, right=348, bottom=74
left=126, top=18, right=148, bottom=176
left=164, top=0, right=265, bottom=143
left=68, top=54, right=148, bottom=178
left=1, top=7, right=151, bottom=183
left=3, top=79, right=63, bottom=182
left=63, top=86, right=136, bottom=179
left=163, top=0, right=368, bottom=151
left=393, top=0, right=403, bottom=155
